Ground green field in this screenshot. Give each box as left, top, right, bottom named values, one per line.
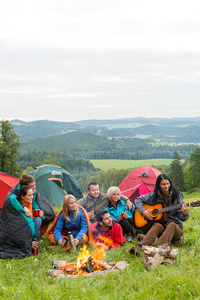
left=1, top=192, right=200, bottom=299
left=90, top=159, right=184, bottom=172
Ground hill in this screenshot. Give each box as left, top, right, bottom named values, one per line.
left=11, top=117, right=200, bottom=143
left=20, top=130, right=197, bottom=160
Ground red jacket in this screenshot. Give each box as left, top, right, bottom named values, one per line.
left=91, top=221, right=126, bottom=248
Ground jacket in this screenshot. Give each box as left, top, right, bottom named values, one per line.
left=135, top=190, right=189, bottom=229
left=77, top=192, right=129, bottom=223
left=91, top=221, right=126, bottom=248
left=104, top=198, right=135, bottom=221
left=53, top=206, right=88, bottom=243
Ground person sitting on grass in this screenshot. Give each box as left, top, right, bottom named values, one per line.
left=46, top=194, right=92, bottom=250
left=91, top=209, right=126, bottom=251
left=135, top=173, right=189, bottom=247
left=104, top=186, right=137, bottom=237
left=0, top=185, right=43, bottom=258
left=4, top=174, right=55, bottom=237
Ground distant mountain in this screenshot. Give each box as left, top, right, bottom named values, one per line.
left=11, top=119, right=81, bottom=142
left=11, top=117, right=200, bottom=143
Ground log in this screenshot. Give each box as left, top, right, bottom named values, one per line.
left=90, top=258, right=112, bottom=270
left=144, top=244, right=179, bottom=270
left=142, top=244, right=178, bottom=259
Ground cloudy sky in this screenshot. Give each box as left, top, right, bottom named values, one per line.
left=1, top=0, right=200, bottom=122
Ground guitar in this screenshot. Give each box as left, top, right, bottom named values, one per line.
left=134, top=200, right=200, bottom=232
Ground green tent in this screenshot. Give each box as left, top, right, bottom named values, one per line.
left=28, top=165, right=83, bottom=207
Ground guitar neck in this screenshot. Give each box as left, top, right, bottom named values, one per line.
left=158, top=203, right=189, bottom=214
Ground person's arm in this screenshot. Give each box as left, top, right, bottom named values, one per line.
left=111, top=224, right=125, bottom=248
left=176, top=193, right=190, bottom=221
left=53, top=213, right=64, bottom=243
left=135, top=193, right=154, bottom=220
left=75, top=210, right=88, bottom=241
left=34, top=191, right=55, bottom=223
left=120, top=194, right=132, bottom=210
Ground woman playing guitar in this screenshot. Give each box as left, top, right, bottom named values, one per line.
left=135, top=173, right=189, bottom=247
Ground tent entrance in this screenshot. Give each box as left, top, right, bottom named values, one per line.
left=48, top=178, right=68, bottom=194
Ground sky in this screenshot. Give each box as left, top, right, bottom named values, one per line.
left=1, top=0, right=200, bottom=122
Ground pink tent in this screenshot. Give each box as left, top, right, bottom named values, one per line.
left=118, top=166, right=162, bottom=204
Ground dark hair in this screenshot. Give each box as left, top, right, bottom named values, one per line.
left=18, top=185, right=33, bottom=201
left=87, top=181, right=98, bottom=191
left=154, top=173, right=178, bottom=203
left=96, top=209, right=109, bottom=223
left=20, top=174, right=35, bottom=186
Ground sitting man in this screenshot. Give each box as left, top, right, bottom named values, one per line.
left=77, top=181, right=132, bottom=224
left=0, top=174, right=55, bottom=259
left=91, top=209, right=126, bottom=251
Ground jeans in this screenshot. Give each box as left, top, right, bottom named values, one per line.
left=33, top=217, right=42, bottom=239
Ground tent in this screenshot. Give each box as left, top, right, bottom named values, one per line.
left=118, top=166, right=162, bottom=204
left=0, top=172, right=20, bottom=210
left=28, top=165, right=83, bottom=207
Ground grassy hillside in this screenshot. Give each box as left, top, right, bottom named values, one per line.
left=90, top=159, right=185, bottom=172
left=0, top=192, right=200, bottom=299
left=19, top=130, right=197, bottom=160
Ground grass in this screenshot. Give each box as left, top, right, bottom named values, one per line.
left=90, top=159, right=185, bottom=172
left=1, top=192, right=200, bottom=299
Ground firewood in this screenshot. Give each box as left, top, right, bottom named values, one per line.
left=90, top=258, right=112, bottom=270
left=144, top=244, right=179, bottom=270
left=142, top=244, right=178, bottom=259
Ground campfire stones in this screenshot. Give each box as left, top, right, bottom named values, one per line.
left=48, top=260, right=130, bottom=279
left=52, top=259, right=67, bottom=269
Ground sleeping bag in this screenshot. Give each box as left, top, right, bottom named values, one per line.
left=0, top=184, right=55, bottom=259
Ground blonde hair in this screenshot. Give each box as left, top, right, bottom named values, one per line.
left=62, top=194, right=79, bottom=222
left=107, top=186, right=121, bottom=200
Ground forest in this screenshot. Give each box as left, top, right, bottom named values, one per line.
left=1, top=119, right=200, bottom=195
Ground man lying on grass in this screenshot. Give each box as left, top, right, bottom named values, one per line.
left=91, top=209, right=126, bottom=251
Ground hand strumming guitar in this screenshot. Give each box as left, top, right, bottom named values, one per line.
left=142, top=209, right=153, bottom=221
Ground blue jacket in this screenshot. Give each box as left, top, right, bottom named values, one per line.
left=54, top=207, right=88, bottom=243
left=105, top=198, right=135, bottom=221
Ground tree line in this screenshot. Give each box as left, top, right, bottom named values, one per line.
left=1, top=120, right=200, bottom=194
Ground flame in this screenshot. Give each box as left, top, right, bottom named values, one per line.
left=97, top=235, right=113, bottom=247
left=76, top=244, right=90, bottom=270
left=68, top=234, right=114, bottom=275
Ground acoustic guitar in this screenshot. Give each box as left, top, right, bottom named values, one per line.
left=134, top=200, right=200, bottom=232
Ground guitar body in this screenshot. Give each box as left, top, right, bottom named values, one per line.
left=134, top=202, right=168, bottom=232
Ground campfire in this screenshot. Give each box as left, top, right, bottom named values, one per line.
left=49, top=236, right=129, bottom=278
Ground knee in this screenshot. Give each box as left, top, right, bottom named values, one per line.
left=153, top=223, right=165, bottom=231
left=166, top=222, right=176, bottom=230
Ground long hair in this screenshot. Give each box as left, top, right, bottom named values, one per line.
left=153, top=173, right=179, bottom=203
left=62, top=194, right=79, bottom=222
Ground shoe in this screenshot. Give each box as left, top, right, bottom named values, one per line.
left=136, top=233, right=145, bottom=241
left=173, top=236, right=184, bottom=247
left=127, top=246, right=142, bottom=256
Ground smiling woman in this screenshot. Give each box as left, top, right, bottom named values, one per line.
left=46, top=195, right=93, bottom=250
left=135, top=173, right=189, bottom=247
